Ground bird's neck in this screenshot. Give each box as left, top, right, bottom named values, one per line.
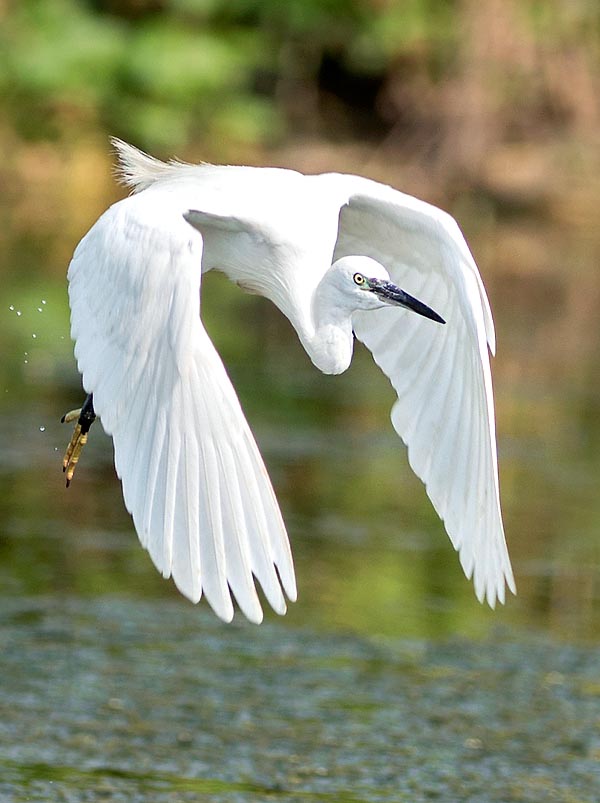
left=303, top=320, right=354, bottom=375
left=292, top=290, right=354, bottom=376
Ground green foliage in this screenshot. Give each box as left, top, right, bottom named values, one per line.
left=0, top=0, right=281, bottom=150
left=0, top=0, right=598, bottom=155
left=0, top=0, right=463, bottom=151
left=1, top=1, right=122, bottom=136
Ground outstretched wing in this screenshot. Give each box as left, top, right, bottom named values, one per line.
left=331, top=176, right=514, bottom=606
left=68, top=190, right=296, bottom=623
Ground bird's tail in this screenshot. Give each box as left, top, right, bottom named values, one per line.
left=111, top=138, right=186, bottom=193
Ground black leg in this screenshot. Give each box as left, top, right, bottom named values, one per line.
left=78, top=393, right=96, bottom=435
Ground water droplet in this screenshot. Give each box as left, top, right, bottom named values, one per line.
left=39, top=426, right=46, bottom=432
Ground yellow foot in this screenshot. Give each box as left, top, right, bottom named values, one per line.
left=61, top=418, right=87, bottom=488
left=61, top=407, right=82, bottom=425
left=61, top=395, right=96, bottom=487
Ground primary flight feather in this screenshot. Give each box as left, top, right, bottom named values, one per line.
left=63, top=139, right=515, bottom=622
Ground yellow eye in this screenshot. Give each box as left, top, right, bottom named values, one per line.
left=353, top=273, right=366, bottom=286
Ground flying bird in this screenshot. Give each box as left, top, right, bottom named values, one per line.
left=62, top=139, right=515, bottom=623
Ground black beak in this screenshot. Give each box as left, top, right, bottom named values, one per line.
left=369, top=279, right=445, bottom=324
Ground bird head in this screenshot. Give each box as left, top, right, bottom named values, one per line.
left=331, top=256, right=445, bottom=323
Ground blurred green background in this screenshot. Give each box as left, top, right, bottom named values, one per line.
left=1, top=0, right=600, bottom=641
left=2, top=2, right=600, bottom=801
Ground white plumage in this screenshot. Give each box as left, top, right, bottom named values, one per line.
left=66, top=139, right=515, bottom=622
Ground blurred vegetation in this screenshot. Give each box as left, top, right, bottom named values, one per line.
left=0, top=0, right=598, bottom=277
left=1, top=0, right=599, bottom=167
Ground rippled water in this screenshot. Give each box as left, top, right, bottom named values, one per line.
left=1, top=204, right=599, bottom=801
left=1, top=597, right=599, bottom=802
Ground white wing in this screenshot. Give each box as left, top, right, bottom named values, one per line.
left=331, top=176, right=515, bottom=606
left=68, top=190, right=296, bottom=623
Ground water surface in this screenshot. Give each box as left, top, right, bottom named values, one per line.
left=1, top=597, right=599, bottom=802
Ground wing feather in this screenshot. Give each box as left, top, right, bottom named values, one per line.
left=330, top=177, right=515, bottom=606
left=68, top=190, right=295, bottom=622
left=231, top=437, right=291, bottom=611
left=214, top=439, right=265, bottom=621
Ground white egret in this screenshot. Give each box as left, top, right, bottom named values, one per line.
left=62, top=139, right=515, bottom=623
